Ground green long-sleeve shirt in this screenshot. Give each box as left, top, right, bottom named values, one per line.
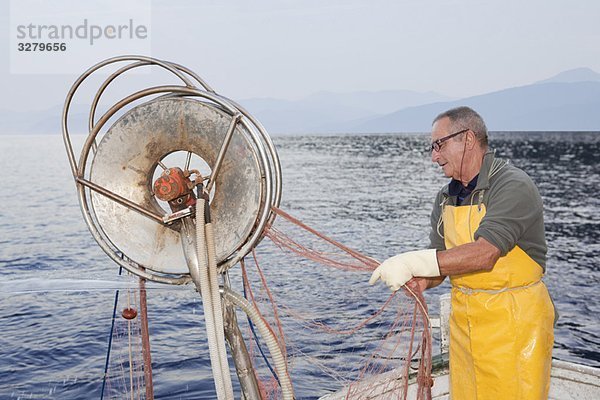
left=429, top=150, right=548, bottom=270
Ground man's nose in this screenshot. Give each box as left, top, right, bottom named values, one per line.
left=431, top=149, right=440, bottom=163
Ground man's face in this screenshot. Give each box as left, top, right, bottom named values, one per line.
left=430, top=117, right=466, bottom=180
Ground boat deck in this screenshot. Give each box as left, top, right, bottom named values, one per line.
left=321, top=354, right=600, bottom=399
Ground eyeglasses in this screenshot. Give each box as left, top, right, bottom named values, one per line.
left=429, top=129, right=469, bottom=152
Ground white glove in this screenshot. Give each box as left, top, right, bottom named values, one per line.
left=369, top=249, right=440, bottom=291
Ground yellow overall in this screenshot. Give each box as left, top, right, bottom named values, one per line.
left=443, top=203, right=554, bottom=399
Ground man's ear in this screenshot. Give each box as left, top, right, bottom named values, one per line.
left=466, top=130, right=476, bottom=149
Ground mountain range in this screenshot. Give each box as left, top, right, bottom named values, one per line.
left=239, top=67, right=600, bottom=133
left=1, top=67, right=599, bottom=135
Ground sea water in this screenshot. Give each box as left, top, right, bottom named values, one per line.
left=0, top=132, right=598, bottom=398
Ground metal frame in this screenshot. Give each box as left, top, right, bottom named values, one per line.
left=62, top=56, right=282, bottom=283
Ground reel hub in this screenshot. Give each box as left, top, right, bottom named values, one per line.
left=153, top=167, right=198, bottom=211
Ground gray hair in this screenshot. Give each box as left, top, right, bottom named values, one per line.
left=433, top=106, right=489, bottom=148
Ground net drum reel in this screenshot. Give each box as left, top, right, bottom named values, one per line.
left=62, top=55, right=281, bottom=283
left=62, top=56, right=292, bottom=399
left=89, top=97, right=265, bottom=277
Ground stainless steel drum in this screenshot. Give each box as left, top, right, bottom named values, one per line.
left=91, top=97, right=263, bottom=275
left=63, top=56, right=281, bottom=283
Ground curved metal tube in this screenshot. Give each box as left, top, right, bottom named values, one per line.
left=87, top=57, right=216, bottom=134
left=63, top=56, right=281, bottom=281
left=212, top=94, right=282, bottom=212
left=64, top=55, right=196, bottom=175
left=74, top=85, right=274, bottom=278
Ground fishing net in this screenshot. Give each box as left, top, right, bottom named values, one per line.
left=101, top=276, right=150, bottom=400
left=98, top=206, right=433, bottom=399
left=235, top=207, right=433, bottom=399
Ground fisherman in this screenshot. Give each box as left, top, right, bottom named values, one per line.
left=369, top=106, right=555, bottom=399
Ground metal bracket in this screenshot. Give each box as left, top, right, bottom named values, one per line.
left=162, top=206, right=194, bottom=224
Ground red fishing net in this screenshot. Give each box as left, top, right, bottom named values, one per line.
left=101, top=206, right=433, bottom=399
left=237, top=207, right=433, bottom=399
left=102, top=283, right=148, bottom=400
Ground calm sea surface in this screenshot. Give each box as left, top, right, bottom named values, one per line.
left=0, top=132, right=598, bottom=399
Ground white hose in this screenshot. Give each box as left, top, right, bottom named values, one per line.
left=195, top=199, right=233, bottom=399
left=194, top=198, right=293, bottom=399
left=223, top=288, right=294, bottom=400
left=205, top=220, right=235, bottom=398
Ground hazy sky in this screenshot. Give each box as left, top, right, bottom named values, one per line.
left=1, top=0, right=599, bottom=111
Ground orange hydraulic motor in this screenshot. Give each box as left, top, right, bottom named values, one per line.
left=153, top=167, right=198, bottom=212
